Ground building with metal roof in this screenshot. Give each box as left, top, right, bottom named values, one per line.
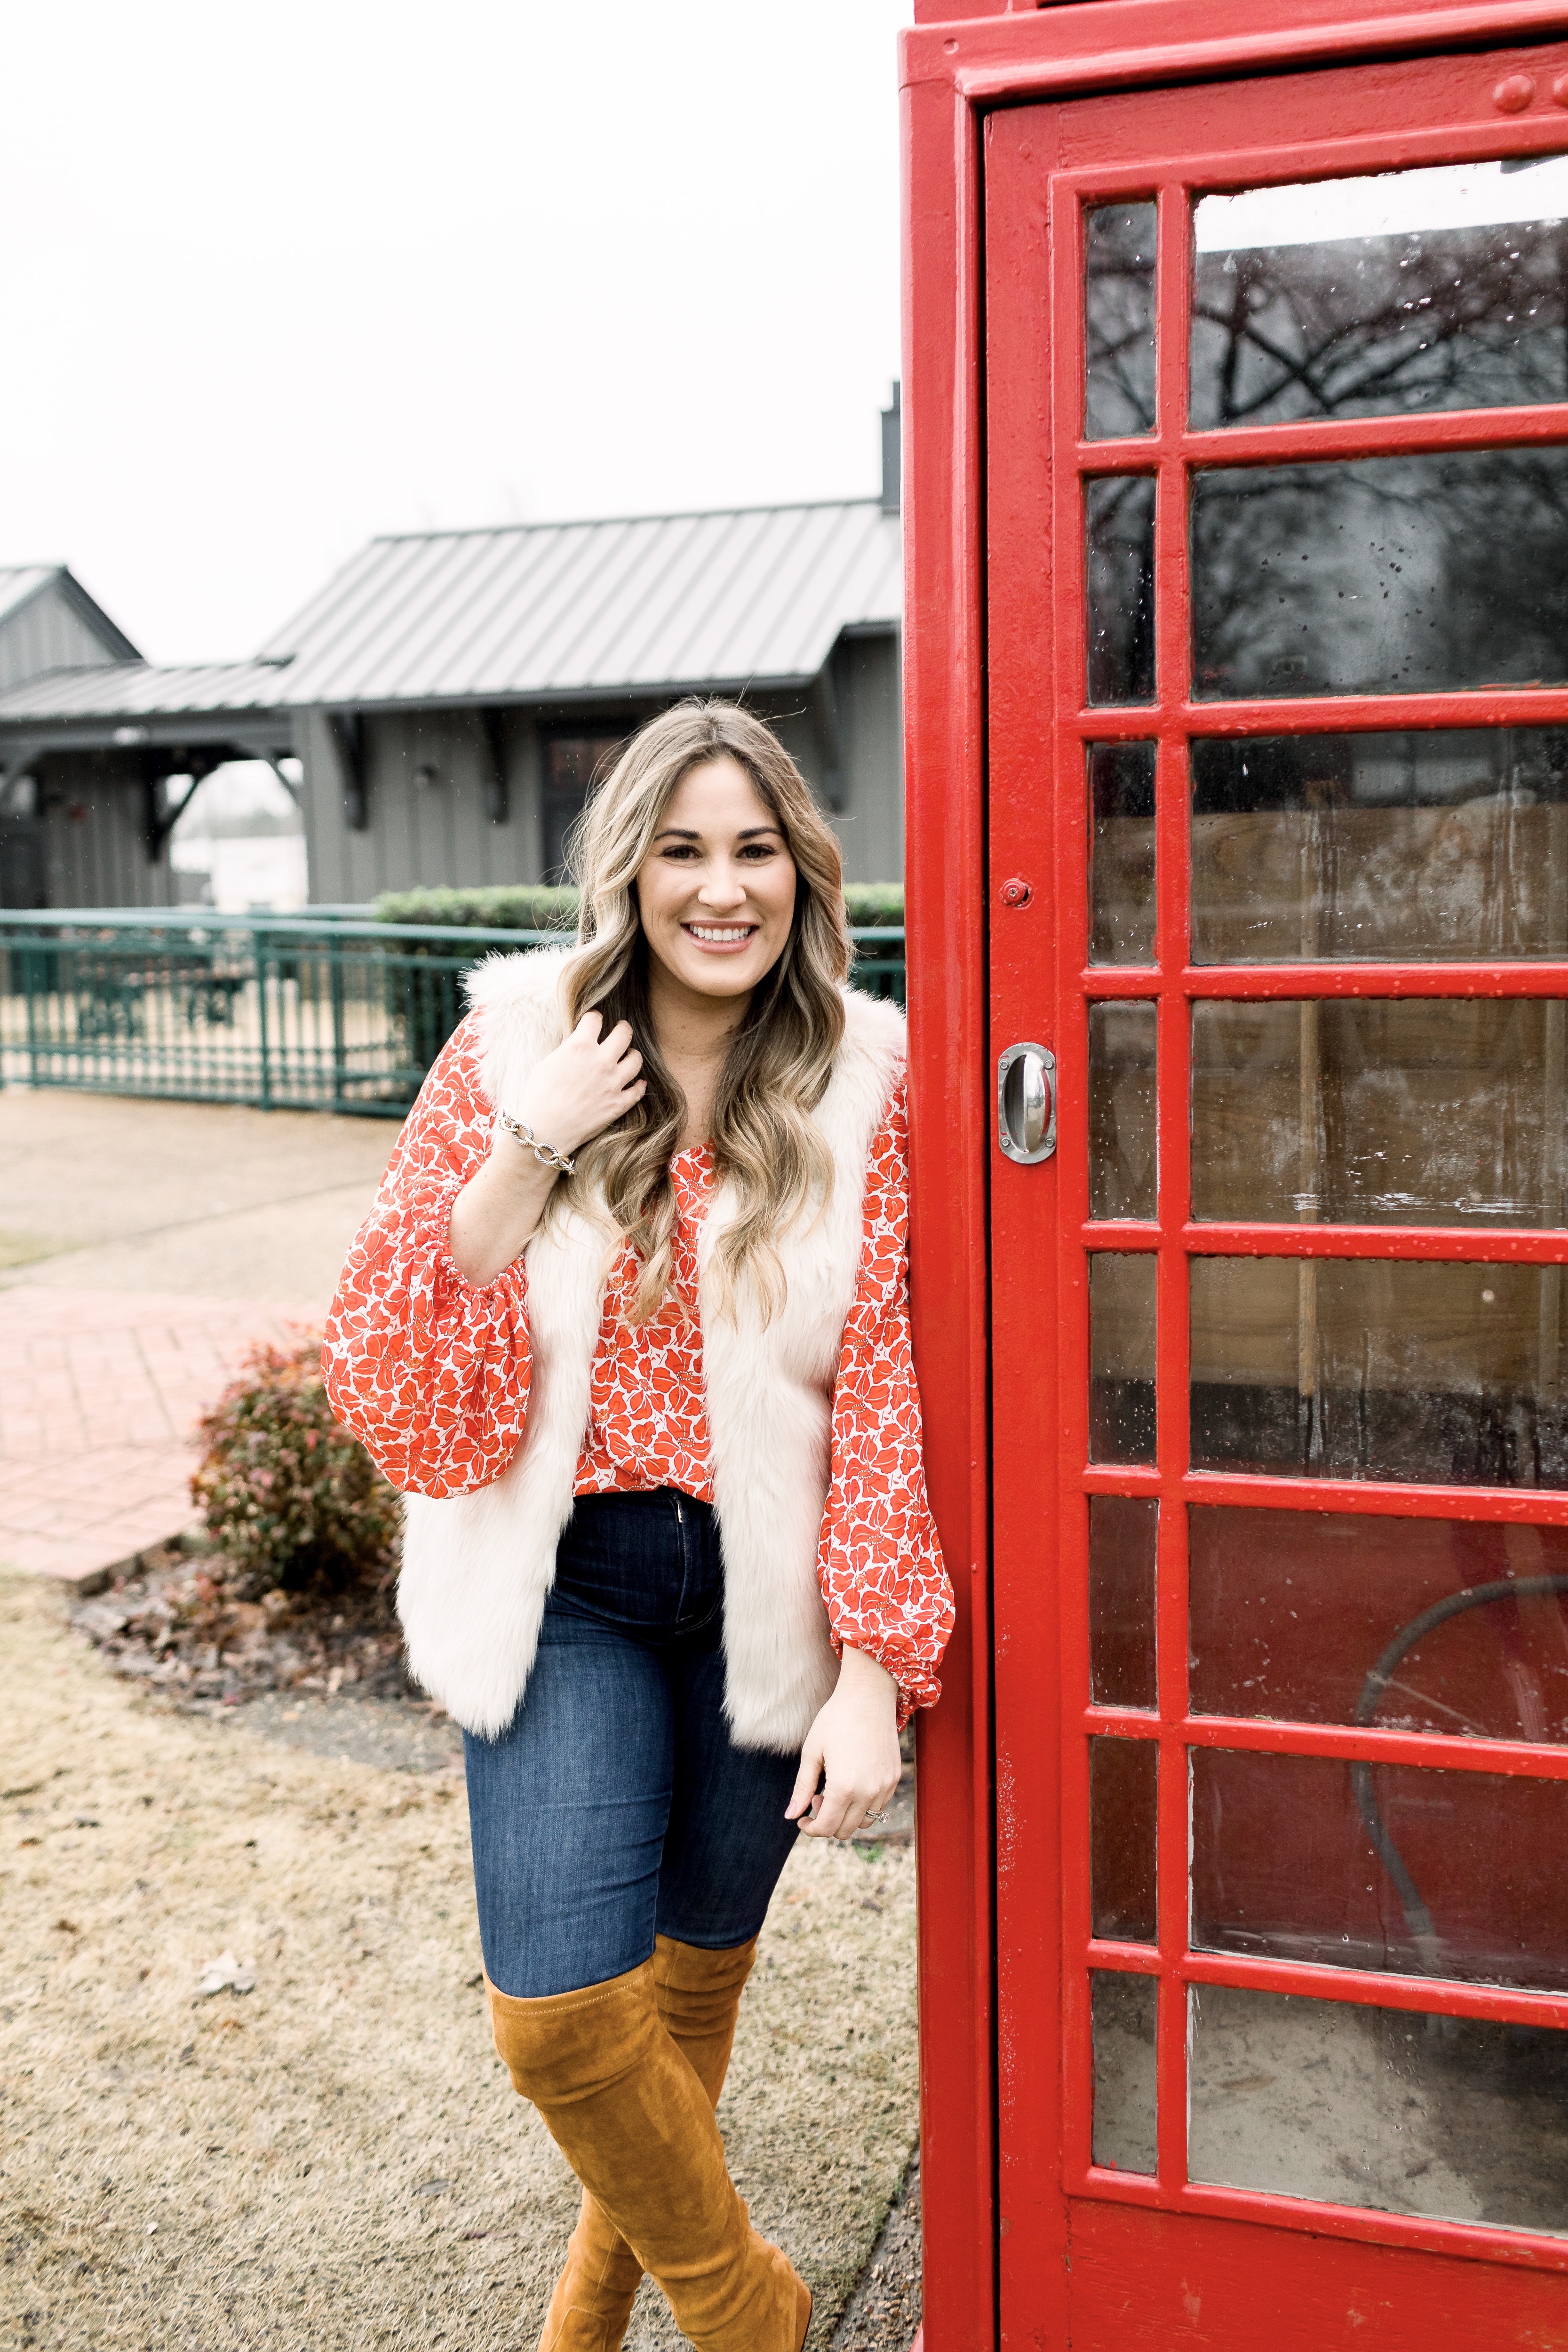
left=0, top=395, right=906, bottom=907
left=0, top=567, right=151, bottom=906
left=0, top=566, right=139, bottom=694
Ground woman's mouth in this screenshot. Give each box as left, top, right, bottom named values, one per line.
left=683, top=922, right=757, bottom=953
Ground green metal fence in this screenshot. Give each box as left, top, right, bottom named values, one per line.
left=0, top=910, right=906, bottom=1117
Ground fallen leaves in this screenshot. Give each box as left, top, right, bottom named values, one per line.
left=70, top=1543, right=407, bottom=1711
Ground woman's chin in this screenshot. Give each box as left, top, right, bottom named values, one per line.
left=657, top=942, right=777, bottom=998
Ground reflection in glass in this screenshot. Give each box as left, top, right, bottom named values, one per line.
left=1090, top=1002, right=1157, bottom=1220
left=1092, top=1972, right=1158, bottom=2172
left=1090, top=741, right=1156, bottom=963
left=1192, top=998, right=1568, bottom=1228
left=1191, top=154, right=1568, bottom=429
left=1190, top=1983, right=1568, bottom=2234
left=1086, top=202, right=1157, bottom=440
left=1191, top=448, right=1568, bottom=701
left=1188, top=1504, right=1568, bottom=1742
left=1087, top=476, right=1156, bottom=705
left=1090, top=1252, right=1157, bottom=1464
left=1091, top=1736, right=1158, bottom=1941
left=1190, top=1256, right=1568, bottom=1487
left=1090, top=1495, right=1158, bottom=1711
left=1192, top=1745, right=1568, bottom=1991
left=1191, top=729, right=1568, bottom=963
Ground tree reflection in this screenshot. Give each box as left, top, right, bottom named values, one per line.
left=1189, top=221, right=1568, bottom=428
left=1191, top=449, right=1568, bottom=699
left=1080, top=193, right=1568, bottom=702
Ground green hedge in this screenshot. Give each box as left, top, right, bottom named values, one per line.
left=372, top=882, right=904, bottom=931
left=372, top=885, right=579, bottom=932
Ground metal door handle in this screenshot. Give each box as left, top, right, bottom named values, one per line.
left=998, top=1041, right=1056, bottom=1163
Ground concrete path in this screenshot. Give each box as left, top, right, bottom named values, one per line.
left=0, top=1087, right=398, bottom=1587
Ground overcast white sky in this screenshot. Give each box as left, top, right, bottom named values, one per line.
left=5, top=1, right=912, bottom=666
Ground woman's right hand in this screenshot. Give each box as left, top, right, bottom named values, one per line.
left=449, top=1015, right=645, bottom=1287
left=511, top=1013, right=646, bottom=1160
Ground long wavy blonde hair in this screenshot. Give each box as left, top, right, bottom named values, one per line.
left=555, top=699, right=851, bottom=1322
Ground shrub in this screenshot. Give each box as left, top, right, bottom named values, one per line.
left=372, top=881, right=905, bottom=930
left=190, top=1337, right=401, bottom=1599
left=843, top=882, right=905, bottom=928
left=373, top=885, right=578, bottom=932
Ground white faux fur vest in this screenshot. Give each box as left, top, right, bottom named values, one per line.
left=397, top=947, right=906, bottom=1753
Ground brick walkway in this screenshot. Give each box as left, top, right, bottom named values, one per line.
left=0, top=1285, right=322, bottom=1590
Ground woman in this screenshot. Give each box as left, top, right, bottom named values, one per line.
left=325, top=700, right=953, bottom=2352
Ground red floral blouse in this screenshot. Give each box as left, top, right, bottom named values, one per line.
left=324, top=1016, right=954, bottom=1719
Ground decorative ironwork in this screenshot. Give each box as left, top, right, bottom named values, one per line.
left=0, top=911, right=904, bottom=1114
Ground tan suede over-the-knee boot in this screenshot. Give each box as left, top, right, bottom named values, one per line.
left=533, top=1937, right=759, bottom=2352
left=488, top=1956, right=808, bottom=2352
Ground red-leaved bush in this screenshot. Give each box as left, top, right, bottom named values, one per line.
left=190, top=1336, right=400, bottom=1598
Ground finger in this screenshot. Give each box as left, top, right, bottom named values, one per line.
left=807, top=1786, right=852, bottom=1841
left=574, top=1010, right=604, bottom=1042
left=786, top=1744, right=824, bottom=1822
left=602, top=1019, right=636, bottom=1057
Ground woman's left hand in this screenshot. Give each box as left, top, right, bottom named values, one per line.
left=787, top=1645, right=903, bottom=1840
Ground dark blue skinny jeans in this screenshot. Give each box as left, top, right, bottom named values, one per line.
left=463, top=1488, right=801, bottom=1998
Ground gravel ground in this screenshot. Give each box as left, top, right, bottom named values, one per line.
left=828, top=2147, right=922, bottom=2352
left=204, top=1689, right=465, bottom=1778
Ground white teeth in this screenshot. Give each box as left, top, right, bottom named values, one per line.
left=687, top=925, right=753, bottom=943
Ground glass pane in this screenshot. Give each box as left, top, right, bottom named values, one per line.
left=1192, top=1746, right=1568, bottom=1991
left=1090, top=1495, right=1159, bottom=1711
left=1192, top=998, right=1568, bottom=1228
left=1086, top=201, right=1157, bottom=440
left=1090, top=741, right=1156, bottom=964
left=1192, top=728, right=1568, bottom=964
left=1090, top=1735, right=1158, bottom=1942
left=1191, top=449, right=1568, bottom=701
left=1189, top=1504, right=1568, bottom=1742
left=1090, top=1001, right=1157, bottom=1220
left=1192, top=1256, right=1568, bottom=1487
left=1190, top=1983, right=1568, bottom=2235
left=1191, top=156, right=1568, bottom=430
left=1087, top=476, right=1156, bottom=705
left=1090, top=1252, right=1157, bottom=1464
left=1092, top=1972, right=1158, bottom=2172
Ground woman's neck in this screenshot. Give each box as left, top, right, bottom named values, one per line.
left=646, top=962, right=752, bottom=1150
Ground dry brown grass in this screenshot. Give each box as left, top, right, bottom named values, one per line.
left=0, top=1573, right=917, bottom=2350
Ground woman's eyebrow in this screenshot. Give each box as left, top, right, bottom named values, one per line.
left=651, top=824, right=782, bottom=844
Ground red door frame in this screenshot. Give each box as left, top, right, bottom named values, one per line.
left=902, top=5, right=1568, bottom=2350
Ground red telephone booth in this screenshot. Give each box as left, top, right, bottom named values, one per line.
left=903, top=4, right=1568, bottom=2345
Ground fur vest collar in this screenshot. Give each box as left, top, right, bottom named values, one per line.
left=397, top=947, right=906, bottom=1752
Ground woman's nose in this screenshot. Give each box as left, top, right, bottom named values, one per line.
left=697, top=864, right=748, bottom=908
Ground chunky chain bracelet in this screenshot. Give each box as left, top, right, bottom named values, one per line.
left=496, top=1109, right=576, bottom=1176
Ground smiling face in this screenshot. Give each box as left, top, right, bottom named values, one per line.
left=634, top=753, right=798, bottom=1009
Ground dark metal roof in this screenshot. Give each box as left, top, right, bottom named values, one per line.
left=0, top=501, right=901, bottom=741
left=0, top=659, right=292, bottom=721
left=259, top=500, right=901, bottom=707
